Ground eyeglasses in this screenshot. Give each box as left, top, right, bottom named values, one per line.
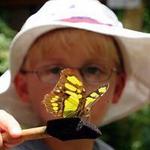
left=21, top=65, right=118, bottom=86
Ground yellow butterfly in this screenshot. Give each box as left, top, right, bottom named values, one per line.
left=42, top=69, right=109, bottom=119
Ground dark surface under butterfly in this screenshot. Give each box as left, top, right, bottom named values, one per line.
left=43, top=68, right=109, bottom=140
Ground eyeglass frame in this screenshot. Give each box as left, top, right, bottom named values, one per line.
left=20, top=65, right=119, bottom=86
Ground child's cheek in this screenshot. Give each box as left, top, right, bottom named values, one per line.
left=26, top=76, right=55, bottom=122
left=90, top=82, right=115, bottom=125
left=90, top=93, right=113, bottom=125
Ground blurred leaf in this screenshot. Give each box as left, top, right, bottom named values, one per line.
left=0, top=18, right=16, bottom=75
left=143, top=7, right=150, bottom=33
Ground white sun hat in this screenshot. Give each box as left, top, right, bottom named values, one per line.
left=0, top=0, right=150, bottom=127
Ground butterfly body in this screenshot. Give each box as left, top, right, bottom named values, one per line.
left=43, top=69, right=109, bottom=119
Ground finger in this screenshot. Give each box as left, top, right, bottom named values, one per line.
left=0, top=110, right=21, bottom=138
left=3, top=137, right=23, bottom=149
left=0, top=132, right=3, bottom=148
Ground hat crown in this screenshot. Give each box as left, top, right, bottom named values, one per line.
left=23, top=0, right=122, bottom=31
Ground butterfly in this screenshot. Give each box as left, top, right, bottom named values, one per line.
left=42, top=68, right=109, bottom=119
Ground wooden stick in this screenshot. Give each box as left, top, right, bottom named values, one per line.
left=2, top=126, right=50, bottom=142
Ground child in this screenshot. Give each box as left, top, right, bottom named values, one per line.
left=0, top=0, right=150, bottom=150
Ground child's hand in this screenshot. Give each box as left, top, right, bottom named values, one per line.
left=0, top=110, right=22, bottom=149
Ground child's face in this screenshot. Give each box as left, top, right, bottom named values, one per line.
left=15, top=29, right=125, bottom=126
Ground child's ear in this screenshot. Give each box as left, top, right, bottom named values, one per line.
left=14, top=73, right=29, bottom=102
left=112, top=73, right=126, bottom=103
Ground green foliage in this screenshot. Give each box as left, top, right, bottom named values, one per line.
left=143, top=7, right=150, bottom=33
left=130, top=105, right=150, bottom=150
left=114, top=9, right=124, bottom=22
left=101, top=105, right=150, bottom=150
left=0, top=18, right=16, bottom=75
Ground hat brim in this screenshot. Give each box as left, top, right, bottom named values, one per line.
left=1, top=21, right=150, bottom=126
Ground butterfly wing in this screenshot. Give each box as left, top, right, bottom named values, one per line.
left=42, top=68, right=85, bottom=118
left=43, top=92, right=64, bottom=117
left=85, top=83, right=109, bottom=109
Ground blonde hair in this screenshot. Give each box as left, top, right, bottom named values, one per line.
left=23, top=28, right=123, bottom=72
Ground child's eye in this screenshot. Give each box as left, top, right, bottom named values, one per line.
left=38, top=66, right=64, bottom=84
left=82, top=65, right=103, bottom=75
left=83, top=66, right=100, bottom=74
left=81, top=65, right=108, bottom=84
left=48, top=66, right=63, bottom=74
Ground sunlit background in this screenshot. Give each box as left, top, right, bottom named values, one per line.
left=0, top=0, right=149, bottom=149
